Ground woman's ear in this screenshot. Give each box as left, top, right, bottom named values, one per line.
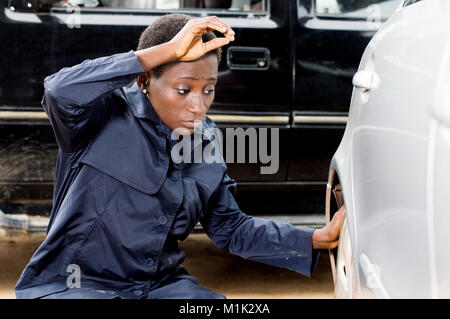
left=137, top=72, right=151, bottom=91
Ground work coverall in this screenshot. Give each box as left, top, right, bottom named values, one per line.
left=15, top=50, right=320, bottom=299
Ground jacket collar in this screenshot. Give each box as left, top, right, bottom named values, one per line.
left=123, top=81, right=161, bottom=124
left=123, top=81, right=178, bottom=141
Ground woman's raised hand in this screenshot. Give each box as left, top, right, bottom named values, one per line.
left=168, top=16, right=235, bottom=62
left=134, top=16, right=234, bottom=72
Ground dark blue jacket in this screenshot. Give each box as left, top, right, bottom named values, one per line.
left=15, top=51, right=320, bottom=299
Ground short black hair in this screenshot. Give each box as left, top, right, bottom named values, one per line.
left=137, top=14, right=222, bottom=77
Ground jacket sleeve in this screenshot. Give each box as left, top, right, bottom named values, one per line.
left=200, top=173, right=321, bottom=277
left=42, top=50, right=144, bottom=153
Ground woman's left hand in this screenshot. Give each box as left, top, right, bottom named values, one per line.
left=312, top=205, right=345, bottom=249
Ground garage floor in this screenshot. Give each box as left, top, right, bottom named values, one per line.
left=0, top=230, right=334, bottom=299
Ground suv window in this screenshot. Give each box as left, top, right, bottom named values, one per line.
left=47, top=0, right=265, bottom=12
left=315, top=0, right=402, bottom=19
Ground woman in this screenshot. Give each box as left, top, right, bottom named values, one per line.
left=15, top=14, right=345, bottom=299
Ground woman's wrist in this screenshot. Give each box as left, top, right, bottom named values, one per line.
left=134, top=42, right=177, bottom=71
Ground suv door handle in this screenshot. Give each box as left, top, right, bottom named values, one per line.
left=226, top=46, right=270, bottom=70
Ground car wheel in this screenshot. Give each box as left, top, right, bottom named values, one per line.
left=334, top=216, right=358, bottom=298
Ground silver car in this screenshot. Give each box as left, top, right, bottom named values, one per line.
left=326, top=0, right=450, bottom=298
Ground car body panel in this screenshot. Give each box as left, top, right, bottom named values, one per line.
left=329, top=0, right=450, bottom=298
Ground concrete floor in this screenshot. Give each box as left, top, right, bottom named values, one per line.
left=0, top=229, right=335, bottom=299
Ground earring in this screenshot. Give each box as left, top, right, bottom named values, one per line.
left=142, top=88, right=148, bottom=94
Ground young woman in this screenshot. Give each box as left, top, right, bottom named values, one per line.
left=15, top=14, right=345, bottom=299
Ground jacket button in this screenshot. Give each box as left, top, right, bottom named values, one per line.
left=145, top=258, right=154, bottom=267
left=170, top=172, right=179, bottom=181
left=159, top=216, right=168, bottom=225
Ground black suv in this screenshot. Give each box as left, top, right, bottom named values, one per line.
left=0, top=0, right=402, bottom=227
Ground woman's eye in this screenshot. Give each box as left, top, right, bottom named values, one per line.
left=204, top=89, right=215, bottom=95
left=177, top=88, right=189, bottom=95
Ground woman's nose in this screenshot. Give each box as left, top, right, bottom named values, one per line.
left=187, top=94, right=207, bottom=116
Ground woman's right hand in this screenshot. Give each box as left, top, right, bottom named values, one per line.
left=312, top=205, right=346, bottom=249
left=168, top=16, right=235, bottom=62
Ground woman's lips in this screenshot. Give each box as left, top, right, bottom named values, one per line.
left=182, top=120, right=203, bottom=129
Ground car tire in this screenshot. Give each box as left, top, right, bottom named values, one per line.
left=333, top=216, right=358, bottom=298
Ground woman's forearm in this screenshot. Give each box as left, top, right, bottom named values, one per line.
left=42, top=50, right=144, bottom=153
left=44, top=43, right=176, bottom=108
left=44, top=51, right=144, bottom=106
left=134, top=42, right=176, bottom=71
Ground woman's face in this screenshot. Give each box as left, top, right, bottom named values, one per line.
left=141, top=54, right=218, bottom=135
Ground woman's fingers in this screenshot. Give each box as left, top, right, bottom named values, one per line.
left=313, top=237, right=340, bottom=249
left=332, top=205, right=346, bottom=222
left=336, top=205, right=346, bottom=217
left=328, top=206, right=346, bottom=240
left=170, top=16, right=234, bottom=61
left=210, top=16, right=235, bottom=38
left=204, top=37, right=231, bottom=53
left=328, top=240, right=339, bottom=250
left=312, top=206, right=346, bottom=249
left=191, top=16, right=235, bottom=40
